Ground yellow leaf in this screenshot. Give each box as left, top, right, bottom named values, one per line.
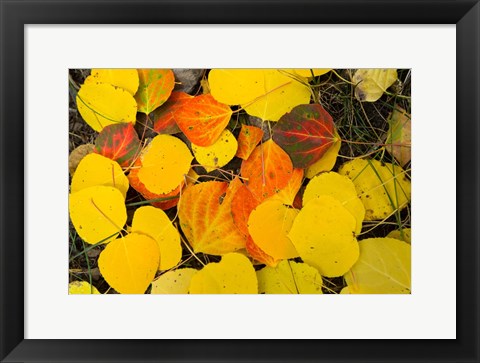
left=208, top=69, right=311, bottom=121
left=352, top=69, right=398, bottom=102
left=98, top=232, right=160, bottom=294
left=338, top=158, right=411, bottom=220
left=305, top=135, right=341, bottom=178
left=69, top=186, right=127, bottom=245
left=138, top=134, right=193, bottom=194
left=386, top=106, right=411, bottom=166
left=69, top=281, right=100, bottom=294
left=248, top=200, right=299, bottom=263
left=189, top=253, right=257, bottom=294
left=386, top=228, right=411, bottom=244
left=191, top=129, right=238, bottom=172
left=257, top=260, right=323, bottom=294
left=288, top=195, right=359, bottom=277
left=76, top=79, right=137, bottom=132
left=70, top=153, right=129, bottom=199
left=344, top=237, right=411, bottom=294
left=131, top=206, right=181, bottom=271
left=150, top=268, right=198, bottom=294
left=303, top=172, right=365, bottom=234
left=86, top=69, right=139, bottom=95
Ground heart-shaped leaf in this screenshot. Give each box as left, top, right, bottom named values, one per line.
left=272, top=104, right=337, bottom=168
left=94, top=123, right=141, bottom=167
left=135, top=69, right=175, bottom=114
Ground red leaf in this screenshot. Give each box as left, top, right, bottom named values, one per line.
left=152, top=91, right=193, bottom=135
left=135, top=69, right=175, bottom=114
left=94, top=123, right=141, bottom=167
left=240, top=139, right=293, bottom=201
left=236, top=125, right=264, bottom=160
left=173, top=94, right=232, bottom=146
left=272, top=104, right=336, bottom=168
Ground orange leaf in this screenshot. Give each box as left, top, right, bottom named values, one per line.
left=246, top=236, right=276, bottom=266
left=268, top=168, right=304, bottom=206
left=128, top=159, right=181, bottom=210
left=152, top=91, right=193, bottom=135
left=173, top=94, right=232, bottom=146
left=240, top=139, right=293, bottom=201
left=178, top=178, right=246, bottom=255
left=231, top=184, right=260, bottom=238
left=236, top=125, right=264, bottom=160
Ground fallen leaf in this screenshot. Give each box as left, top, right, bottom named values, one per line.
left=305, top=134, right=341, bottom=178
left=94, top=122, right=141, bottom=167
left=289, top=195, right=359, bottom=277
left=338, top=158, right=411, bottom=220
left=344, top=237, right=411, bottom=294
left=151, top=268, right=198, bottom=294
left=70, top=153, right=129, bottom=199
left=272, top=103, right=337, bottom=168
left=76, top=80, right=137, bottom=132
left=268, top=168, right=304, bottom=206
left=69, top=281, right=100, bottom=294
left=98, top=232, right=160, bottom=294
left=241, top=139, right=293, bottom=201
left=353, top=69, right=398, bottom=102
left=386, top=228, right=411, bottom=244
left=231, top=184, right=261, bottom=238
left=386, top=106, right=411, bottom=166
left=137, top=134, right=193, bottom=195
left=236, top=124, right=264, bottom=160
left=248, top=200, right=299, bottom=264
left=245, top=236, right=276, bottom=266
left=178, top=179, right=246, bottom=255
left=69, top=186, right=127, bottom=245
left=135, top=69, right=175, bottom=114
left=257, top=260, right=323, bottom=294
left=174, top=94, right=232, bottom=146
left=86, top=69, right=139, bottom=95
left=151, top=91, right=193, bottom=134
left=131, top=206, right=182, bottom=271
left=188, top=253, right=257, bottom=294
left=303, top=172, right=365, bottom=234
left=69, top=144, right=94, bottom=175
left=208, top=69, right=311, bottom=121
left=191, top=129, right=238, bottom=172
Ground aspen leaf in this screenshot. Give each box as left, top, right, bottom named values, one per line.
left=303, top=172, right=365, bottom=234
left=76, top=80, right=137, bottom=132
left=236, top=124, right=264, bottom=160
left=151, top=91, right=192, bottom=135
left=344, top=237, right=411, bottom=294
left=86, top=69, right=139, bottom=95
left=69, top=144, right=94, bottom=175
left=131, top=206, right=181, bottom=271
left=151, top=269, right=198, bottom=294
left=128, top=158, right=182, bottom=210
left=386, top=106, right=411, bottom=166
left=338, top=159, right=411, bottom=220
left=245, top=236, right=276, bottom=266
left=70, top=153, right=129, bottom=199
left=257, top=260, right=323, bottom=294
left=94, top=122, right=141, bottom=167
left=208, top=69, right=311, bottom=121
left=231, top=184, right=260, bottom=238
left=69, top=186, right=127, bottom=245
left=137, top=134, right=193, bottom=195
left=98, top=232, right=160, bottom=294
left=69, top=281, right=100, bottom=294
left=241, top=139, right=293, bottom=201
left=305, top=134, right=341, bottom=178
left=188, top=253, right=257, bottom=294
left=174, top=94, right=233, bottom=146
left=191, top=129, right=238, bottom=172
left=272, top=104, right=337, bottom=168
left=268, top=168, right=304, bottom=206
left=289, top=195, right=359, bottom=277
left=386, top=228, right=411, bottom=244
left=135, top=69, right=175, bottom=114
left=353, top=69, right=398, bottom=102
left=248, top=200, right=299, bottom=264
left=178, top=179, right=246, bottom=255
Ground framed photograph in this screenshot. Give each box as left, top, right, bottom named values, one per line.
left=1, top=0, right=478, bottom=362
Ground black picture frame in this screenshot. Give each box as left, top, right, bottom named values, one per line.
left=1, top=1, right=479, bottom=362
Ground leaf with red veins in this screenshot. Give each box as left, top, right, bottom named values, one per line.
left=94, top=123, right=141, bottom=167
